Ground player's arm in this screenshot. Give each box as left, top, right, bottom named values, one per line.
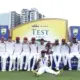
left=70, top=42, right=73, bottom=47
left=5, top=42, right=6, bottom=52
left=13, top=42, right=15, bottom=53
left=78, top=43, right=79, bottom=52
left=52, top=43, right=55, bottom=53
left=28, top=42, right=31, bottom=53
left=22, top=43, right=23, bottom=52
left=29, top=42, right=31, bottom=53
left=68, top=43, right=71, bottom=53
left=37, top=45, right=38, bottom=53
left=20, top=43, right=23, bottom=54
left=66, top=43, right=70, bottom=53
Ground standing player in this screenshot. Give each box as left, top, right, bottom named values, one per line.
left=20, top=37, right=30, bottom=70
left=28, top=37, right=38, bottom=71
left=68, top=37, right=80, bottom=70
left=52, top=40, right=62, bottom=70
left=0, top=37, right=6, bottom=71
left=37, top=39, right=46, bottom=59
left=33, top=50, right=60, bottom=76
left=5, top=36, right=15, bottom=71
left=12, top=37, right=22, bottom=71
left=45, top=41, right=53, bottom=68
left=60, top=39, right=69, bottom=66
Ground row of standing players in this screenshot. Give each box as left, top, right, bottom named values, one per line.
left=0, top=36, right=80, bottom=71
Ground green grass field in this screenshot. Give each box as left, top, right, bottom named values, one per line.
left=0, top=70, right=80, bottom=80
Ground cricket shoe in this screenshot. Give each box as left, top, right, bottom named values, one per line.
left=56, top=69, right=63, bottom=76
left=59, top=69, right=63, bottom=75
left=32, top=70, right=39, bottom=76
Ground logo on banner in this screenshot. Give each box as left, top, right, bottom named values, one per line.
left=1, top=28, right=7, bottom=35
left=73, top=28, right=78, bottom=37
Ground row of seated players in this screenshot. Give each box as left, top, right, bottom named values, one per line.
left=0, top=36, right=80, bottom=72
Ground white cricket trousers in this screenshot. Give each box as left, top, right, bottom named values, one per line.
left=0, top=52, right=6, bottom=71
left=53, top=52, right=62, bottom=70
left=61, top=53, right=69, bottom=66
left=3, top=51, right=13, bottom=71
left=37, top=66, right=60, bottom=75
left=12, top=52, right=21, bottom=71
left=27, top=53, right=38, bottom=71
left=67, top=52, right=80, bottom=70
left=20, top=52, right=29, bottom=70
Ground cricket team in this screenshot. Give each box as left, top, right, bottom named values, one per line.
left=0, top=36, right=80, bottom=75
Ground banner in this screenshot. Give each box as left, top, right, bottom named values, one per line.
left=12, top=18, right=68, bottom=42
left=70, top=26, right=80, bottom=41
left=0, top=25, right=9, bottom=40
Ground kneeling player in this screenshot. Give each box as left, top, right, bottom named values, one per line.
left=33, top=50, right=60, bottom=76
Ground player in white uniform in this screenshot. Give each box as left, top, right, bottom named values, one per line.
left=0, top=37, right=6, bottom=71
left=37, top=39, right=46, bottom=59
left=28, top=37, right=38, bottom=71
left=20, top=37, right=30, bottom=70
left=12, top=37, right=22, bottom=71
left=52, top=40, right=62, bottom=70
left=68, top=37, right=80, bottom=70
left=45, top=41, right=53, bottom=68
left=33, top=50, right=60, bottom=76
left=5, top=36, right=15, bottom=71
left=60, top=39, right=69, bottom=66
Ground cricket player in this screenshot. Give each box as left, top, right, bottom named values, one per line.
left=37, top=39, right=46, bottom=59
left=60, top=39, right=70, bottom=66
left=33, top=50, right=60, bottom=76
left=28, top=37, right=38, bottom=71
left=20, top=37, right=30, bottom=70
left=0, top=37, right=6, bottom=71
left=12, top=37, right=22, bottom=71
left=52, top=40, right=62, bottom=70
left=45, top=41, right=53, bottom=68
left=5, top=36, right=15, bottom=71
left=68, top=37, right=80, bottom=70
